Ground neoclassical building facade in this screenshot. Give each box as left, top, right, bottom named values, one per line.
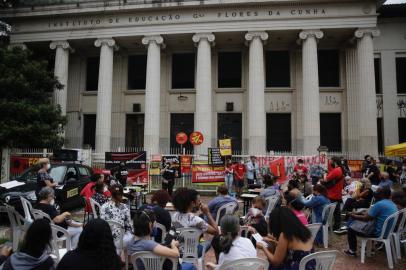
left=2, top=0, right=406, bottom=158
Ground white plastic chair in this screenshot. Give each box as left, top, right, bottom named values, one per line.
left=264, top=195, right=280, bottom=219
left=5, top=205, right=28, bottom=251
left=219, top=257, right=269, bottom=270
left=307, top=223, right=322, bottom=243
left=19, top=196, right=33, bottom=223
left=392, top=208, right=406, bottom=260
left=215, top=201, right=238, bottom=224
left=89, top=198, right=102, bottom=219
left=321, top=202, right=337, bottom=248
left=31, top=209, right=53, bottom=223
left=359, top=211, right=399, bottom=269
left=178, top=227, right=204, bottom=270
left=298, top=250, right=338, bottom=270
left=106, top=220, right=128, bottom=270
left=153, top=222, right=167, bottom=244
left=131, top=251, right=177, bottom=270
left=50, top=223, right=72, bottom=262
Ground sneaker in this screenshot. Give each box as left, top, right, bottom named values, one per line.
left=344, top=249, right=356, bottom=257
left=334, top=228, right=348, bottom=235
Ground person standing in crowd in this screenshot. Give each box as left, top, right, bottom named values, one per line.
left=378, top=172, right=393, bottom=189
left=35, top=158, right=56, bottom=198
left=364, top=157, right=381, bottom=186
left=113, top=161, right=129, bottom=187
left=161, top=161, right=178, bottom=196
left=56, top=219, right=121, bottom=270
left=257, top=207, right=314, bottom=269
left=310, top=163, right=325, bottom=185
left=385, top=160, right=398, bottom=183
left=100, top=184, right=133, bottom=254
left=208, top=185, right=238, bottom=221
left=399, top=160, right=406, bottom=184
left=224, top=160, right=234, bottom=195
left=344, top=187, right=397, bottom=257
left=246, top=156, right=260, bottom=187
left=321, top=156, right=345, bottom=232
left=0, top=219, right=55, bottom=270
left=35, top=187, right=83, bottom=249
left=207, top=215, right=256, bottom=270
left=293, top=158, right=308, bottom=177
left=233, top=159, right=246, bottom=197
left=139, top=190, right=172, bottom=243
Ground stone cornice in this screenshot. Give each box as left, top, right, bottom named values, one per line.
left=142, top=35, right=166, bottom=48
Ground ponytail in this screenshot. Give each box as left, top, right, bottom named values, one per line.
left=219, top=215, right=240, bottom=255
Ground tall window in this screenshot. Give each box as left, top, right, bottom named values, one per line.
left=172, top=53, right=195, bottom=89
left=86, top=57, right=99, bottom=91
left=318, top=50, right=340, bottom=87
left=128, top=55, right=147, bottom=90
left=170, top=114, right=194, bottom=152
left=83, top=114, right=96, bottom=149
left=320, top=113, right=341, bottom=152
left=399, top=118, right=406, bottom=143
left=217, top=52, right=242, bottom=88
left=396, top=57, right=406, bottom=93
left=377, top=118, right=384, bottom=154
left=266, top=114, right=291, bottom=152
left=266, top=51, right=290, bottom=87
left=126, top=114, right=144, bottom=148
left=218, top=113, right=242, bottom=153
left=374, top=58, right=382, bottom=94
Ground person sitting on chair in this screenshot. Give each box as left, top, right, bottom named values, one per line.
left=207, top=185, right=238, bottom=221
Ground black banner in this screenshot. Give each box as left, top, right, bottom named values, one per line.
left=208, top=148, right=224, bottom=165
left=161, top=155, right=181, bottom=178
left=105, top=152, right=147, bottom=170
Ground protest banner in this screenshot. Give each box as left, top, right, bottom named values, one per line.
left=192, top=165, right=225, bottom=184
left=105, top=152, right=148, bottom=183
left=208, top=148, right=224, bottom=165
left=219, top=139, right=232, bottom=156
left=10, top=156, right=39, bottom=176
left=347, top=160, right=363, bottom=179
left=180, top=155, right=192, bottom=174
left=161, top=155, right=181, bottom=178
left=269, top=157, right=287, bottom=183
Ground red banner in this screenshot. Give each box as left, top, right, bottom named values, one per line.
left=10, top=156, right=40, bottom=175
left=180, top=155, right=192, bottom=174
left=127, top=169, right=148, bottom=184
left=348, top=160, right=363, bottom=179
left=269, top=157, right=287, bottom=183
left=192, top=165, right=225, bottom=183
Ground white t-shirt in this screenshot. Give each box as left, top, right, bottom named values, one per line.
left=217, top=237, right=257, bottom=269
left=172, top=212, right=209, bottom=232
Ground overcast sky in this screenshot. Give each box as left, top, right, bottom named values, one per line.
left=385, top=0, right=406, bottom=4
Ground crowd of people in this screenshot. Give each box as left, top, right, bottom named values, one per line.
left=1, top=155, right=406, bottom=270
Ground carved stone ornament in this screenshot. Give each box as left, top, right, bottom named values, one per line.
left=192, top=33, right=215, bottom=47
left=354, top=28, right=380, bottom=39
left=298, top=29, right=324, bottom=40
left=50, top=40, right=74, bottom=53
left=244, top=31, right=268, bottom=46
left=142, top=35, right=166, bottom=48
left=94, top=38, right=118, bottom=50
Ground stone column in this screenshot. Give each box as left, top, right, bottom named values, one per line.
left=192, top=33, right=215, bottom=155
left=345, top=48, right=360, bottom=157
left=355, top=28, right=380, bottom=157
left=50, top=41, right=73, bottom=116
left=142, top=35, right=165, bottom=156
left=299, top=30, right=323, bottom=155
left=94, top=38, right=117, bottom=154
left=245, top=31, right=268, bottom=155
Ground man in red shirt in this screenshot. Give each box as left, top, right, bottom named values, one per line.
left=321, top=156, right=345, bottom=231
left=293, top=158, right=308, bottom=177
left=233, top=159, right=246, bottom=197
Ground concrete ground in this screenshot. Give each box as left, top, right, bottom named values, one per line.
left=1, top=195, right=405, bottom=269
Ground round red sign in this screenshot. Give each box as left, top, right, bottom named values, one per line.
left=189, top=131, right=204, bottom=145
left=176, top=132, right=188, bottom=145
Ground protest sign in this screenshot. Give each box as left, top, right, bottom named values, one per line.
left=208, top=148, right=224, bottom=165
left=180, top=155, right=192, bottom=174
left=219, top=139, right=232, bottom=156
left=162, top=155, right=181, bottom=178
left=192, top=165, right=225, bottom=184
left=105, top=152, right=147, bottom=170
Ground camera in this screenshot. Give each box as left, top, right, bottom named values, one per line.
left=163, top=228, right=184, bottom=247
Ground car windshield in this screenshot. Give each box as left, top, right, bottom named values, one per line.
left=49, top=166, right=67, bottom=184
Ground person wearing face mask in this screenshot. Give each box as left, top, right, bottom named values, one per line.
left=293, top=158, right=308, bottom=177
left=233, top=159, right=246, bottom=197
left=321, top=156, right=345, bottom=232
left=35, top=158, right=56, bottom=199
left=34, top=187, right=83, bottom=249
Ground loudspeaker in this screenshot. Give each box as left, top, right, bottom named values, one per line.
left=133, top=103, right=141, bottom=112
left=226, top=102, right=234, bottom=112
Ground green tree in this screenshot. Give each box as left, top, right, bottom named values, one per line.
left=0, top=47, right=66, bottom=149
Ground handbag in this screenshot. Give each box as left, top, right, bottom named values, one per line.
left=349, top=219, right=375, bottom=235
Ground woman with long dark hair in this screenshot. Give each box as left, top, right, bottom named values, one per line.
left=56, top=219, right=121, bottom=270
left=207, top=215, right=256, bottom=269
left=257, top=207, right=314, bottom=270
left=0, top=219, right=54, bottom=270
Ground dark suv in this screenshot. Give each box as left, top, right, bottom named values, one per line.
left=0, top=162, right=93, bottom=212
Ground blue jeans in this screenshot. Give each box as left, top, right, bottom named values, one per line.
left=225, top=174, right=233, bottom=195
